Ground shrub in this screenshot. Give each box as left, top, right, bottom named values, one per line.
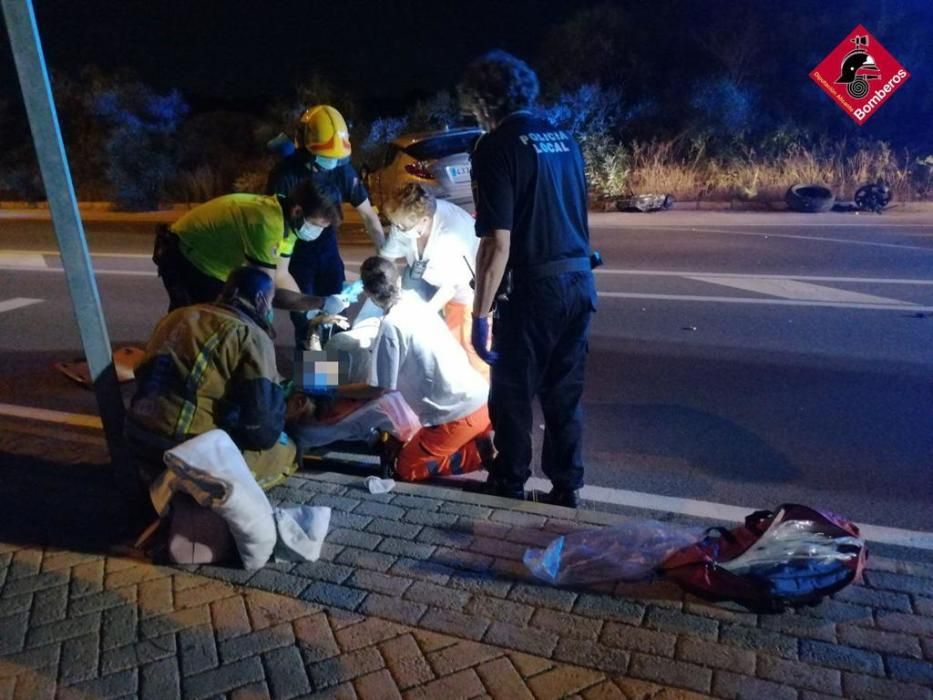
left=93, top=84, right=188, bottom=210
left=581, top=132, right=629, bottom=198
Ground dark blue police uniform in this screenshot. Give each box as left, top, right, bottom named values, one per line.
left=266, top=151, right=370, bottom=344
left=472, top=111, right=597, bottom=494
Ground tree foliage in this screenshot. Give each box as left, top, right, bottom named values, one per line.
left=92, top=81, right=188, bottom=210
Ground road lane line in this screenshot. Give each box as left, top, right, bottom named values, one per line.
left=4, top=253, right=932, bottom=288
left=0, top=402, right=102, bottom=428
left=590, top=221, right=933, bottom=229
left=0, top=297, right=43, bottom=314
left=685, top=276, right=914, bottom=305
left=2, top=266, right=929, bottom=310
left=637, top=227, right=933, bottom=252
left=4, top=263, right=931, bottom=291
left=6, top=251, right=154, bottom=258
left=0, top=252, right=47, bottom=267
left=1, top=401, right=930, bottom=550
left=597, top=292, right=933, bottom=311
left=594, top=269, right=933, bottom=285
left=0, top=265, right=157, bottom=277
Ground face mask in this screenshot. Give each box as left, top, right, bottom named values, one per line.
left=315, top=156, right=339, bottom=170
left=392, top=222, right=421, bottom=242
left=297, top=221, right=325, bottom=241
left=255, top=294, right=274, bottom=327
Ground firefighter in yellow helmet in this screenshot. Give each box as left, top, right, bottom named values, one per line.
left=266, top=105, right=385, bottom=348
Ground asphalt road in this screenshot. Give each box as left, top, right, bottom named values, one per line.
left=1, top=210, right=931, bottom=533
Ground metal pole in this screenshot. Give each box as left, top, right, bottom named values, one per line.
left=2, top=0, right=130, bottom=482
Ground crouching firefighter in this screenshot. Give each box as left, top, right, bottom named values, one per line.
left=126, top=267, right=300, bottom=491
left=460, top=51, right=598, bottom=508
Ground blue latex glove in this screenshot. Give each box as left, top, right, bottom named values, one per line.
left=471, top=316, right=498, bottom=365
left=342, top=279, right=365, bottom=304
left=323, top=279, right=365, bottom=315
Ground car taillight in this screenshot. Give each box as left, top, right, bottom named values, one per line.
left=404, top=161, right=435, bottom=180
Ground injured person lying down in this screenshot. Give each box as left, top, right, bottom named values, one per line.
left=323, top=257, right=494, bottom=482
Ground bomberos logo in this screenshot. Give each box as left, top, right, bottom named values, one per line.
left=809, top=25, right=910, bottom=125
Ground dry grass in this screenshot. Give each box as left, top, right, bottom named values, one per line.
left=588, top=138, right=917, bottom=203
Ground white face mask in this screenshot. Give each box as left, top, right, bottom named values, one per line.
left=392, top=222, right=422, bottom=243
left=297, top=221, right=325, bottom=241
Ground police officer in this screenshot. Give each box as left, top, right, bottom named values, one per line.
left=460, top=51, right=597, bottom=508
left=266, top=105, right=385, bottom=348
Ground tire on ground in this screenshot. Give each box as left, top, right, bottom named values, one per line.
left=785, top=184, right=835, bottom=213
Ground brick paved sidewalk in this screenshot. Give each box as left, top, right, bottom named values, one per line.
left=2, top=417, right=932, bottom=699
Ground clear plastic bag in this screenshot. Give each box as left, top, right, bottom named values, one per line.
left=292, top=391, right=421, bottom=447
left=719, top=515, right=863, bottom=576
left=524, top=520, right=705, bottom=586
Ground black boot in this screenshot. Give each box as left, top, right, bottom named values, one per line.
left=481, top=477, right=525, bottom=501
left=542, top=487, right=580, bottom=509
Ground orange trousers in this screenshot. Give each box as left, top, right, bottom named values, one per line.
left=396, top=404, right=491, bottom=482
left=444, top=301, right=490, bottom=381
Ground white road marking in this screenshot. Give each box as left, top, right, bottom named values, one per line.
left=0, top=265, right=156, bottom=277
left=590, top=221, right=933, bottom=229
left=0, top=402, right=102, bottom=428
left=686, top=276, right=914, bottom=305
left=644, top=227, right=933, bottom=253
left=594, top=269, right=933, bottom=285
left=12, top=250, right=153, bottom=258
left=2, top=265, right=929, bottom=310
left=0, top=252, right=47, bottom=268
left=2, top=255, right=930, bottom=310
left=1, top=401, right=930, bottom=549
left=0, top=297, right=43, bottom=314
left=597, top=292, right=933, bottom=312
left=590, top=219, right=933, bottom=230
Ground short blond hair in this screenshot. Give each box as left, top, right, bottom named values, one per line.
left=385, top=183, right=437, bottom=227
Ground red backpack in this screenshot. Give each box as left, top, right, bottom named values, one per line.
left=660, top=504, right=868, bottom=612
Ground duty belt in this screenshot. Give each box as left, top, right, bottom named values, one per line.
left=509, top=256, right=591, bottom=285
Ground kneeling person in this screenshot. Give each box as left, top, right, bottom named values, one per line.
left=127, top=267, right=298, bottom=490
left=341, top=257, right=492, bottom=481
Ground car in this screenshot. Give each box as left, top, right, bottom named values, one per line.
left=363, top=127, right=483, bottom=214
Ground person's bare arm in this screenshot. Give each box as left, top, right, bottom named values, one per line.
left=267, top=258, right=322, bottom=311
left=472, top=230, right=510, bottom=317
left=356, top=199, right=386, bottom=250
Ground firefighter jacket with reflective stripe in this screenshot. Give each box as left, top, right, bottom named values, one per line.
left=128, top=303, right=286, bottom=452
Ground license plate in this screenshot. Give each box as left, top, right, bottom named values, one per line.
left=446, top=165, right=471, bottom=182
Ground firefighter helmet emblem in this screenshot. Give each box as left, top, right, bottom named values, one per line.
left=834, top=35, right=881, bottom=99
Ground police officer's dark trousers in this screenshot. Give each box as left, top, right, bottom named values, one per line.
left=489, top=270, right=596, bottom=492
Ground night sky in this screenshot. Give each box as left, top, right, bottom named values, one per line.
left=0, top=0, right=929, bottom=147
left=6, top=0, right=599, bottom=107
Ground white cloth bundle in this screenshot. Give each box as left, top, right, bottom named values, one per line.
left=273, top=506, right=331, bottom=563
left=152, top=429, right=277, bottom=570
